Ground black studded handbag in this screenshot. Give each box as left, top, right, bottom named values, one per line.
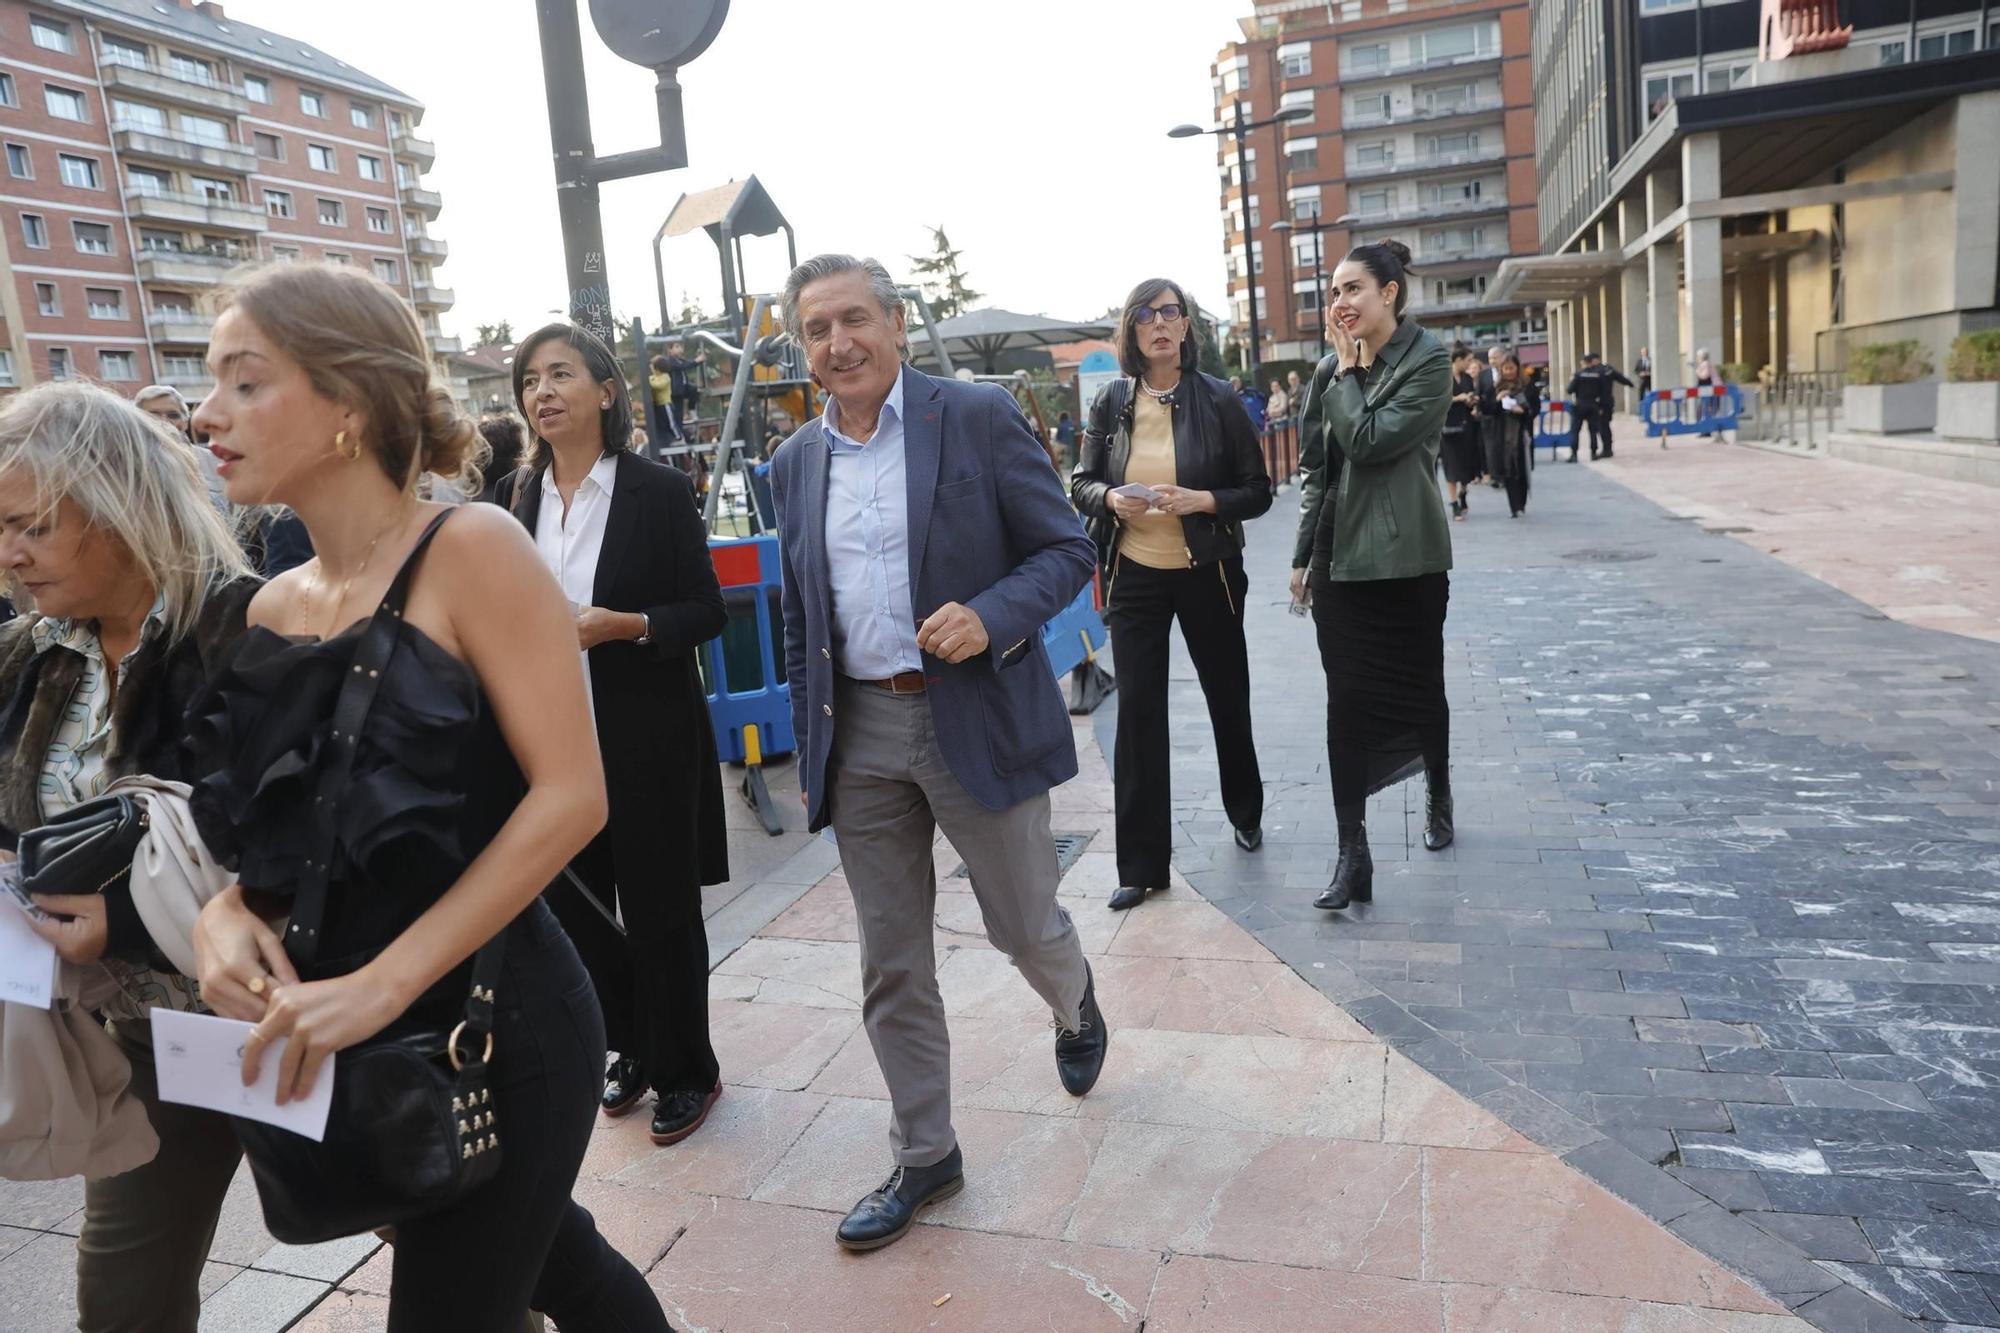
left=230, top=512, right=506, bottom=1245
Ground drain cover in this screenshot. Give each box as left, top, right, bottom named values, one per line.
left=952, top=831, right=1093, bottom=878
left=1563, top=548, right=1657, bottom=562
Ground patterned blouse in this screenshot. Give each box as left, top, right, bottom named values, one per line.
left=30, top=598, right=203, bottom=1017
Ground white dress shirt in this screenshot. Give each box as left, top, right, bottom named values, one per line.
left=534, top=452, right=621, bottom=710
left=822, top=375, right=923, bottom=679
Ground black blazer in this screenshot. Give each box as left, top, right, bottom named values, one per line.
left=507, top=450, right=730, bottom=893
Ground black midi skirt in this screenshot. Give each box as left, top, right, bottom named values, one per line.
left=1440, top=428, right=1482, bottom=484
left=1312, top=570, right=1450, bottom=802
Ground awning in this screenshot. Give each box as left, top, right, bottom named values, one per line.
left=1486, top=252, right=1626, bottom=305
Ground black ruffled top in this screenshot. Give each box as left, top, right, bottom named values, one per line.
left=188, top=616, right=524, bottom=998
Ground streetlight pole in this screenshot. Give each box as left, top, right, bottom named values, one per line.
left=1169, top=99, right=1311, bottom=388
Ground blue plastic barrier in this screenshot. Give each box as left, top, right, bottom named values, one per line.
left=1042, top=580, right=1110, bottom=680
left=1533, top=399, right=1574, bottom=461
left=703, top=534, right=794, bottom=765
left=1644, top=385, right=1743, bottom=438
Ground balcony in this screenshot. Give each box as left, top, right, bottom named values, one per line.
left=134, top=248, right=249, bottom=286
left=1338, top=46, right=1504, bottom=87
left=400, top=183, right=443, bottom=217
left=148, top=309, right=214, bottom=344
left=1347, top=194, right=1508, bottom=228
left=100, top=57, right=250, bottom=115
left=393, top=133, right=437, bottom=168
left=1344, top=93, right=1504, bottom=130
left=113, top=123, right=256, bottom=176
left=408, top=235, right=449, bottom=262
left=427, top=331, right=462, bottom=356
left=1418, top=244, right=1513, bottom=264
left=158, top=370, right=213, bottom=397
left=1346, top=144, right=1507, bottom=181
left=128, top=191, right=268, bottom=234
left=412, top=282, right=455, bottom=310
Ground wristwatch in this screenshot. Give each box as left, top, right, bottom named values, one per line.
left=635, top=612, right=653, bottom=646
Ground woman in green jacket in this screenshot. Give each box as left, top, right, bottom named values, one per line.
left=1290, top=240, right=1455, bottom=911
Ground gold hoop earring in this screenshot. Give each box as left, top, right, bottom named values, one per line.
left=335, top=429, right=361, bottom=462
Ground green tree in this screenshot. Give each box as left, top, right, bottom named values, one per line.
left=676, top=292, right=708, bottom=328
left=909, top=225, right=981, bottom=320
left=473, top=319, right=514, bottom=347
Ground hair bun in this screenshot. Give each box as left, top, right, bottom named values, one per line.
left=1381, top=239, right=1415, bottom=270
left=418, top=383, right=478, bottom=482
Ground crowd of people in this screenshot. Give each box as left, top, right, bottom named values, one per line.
left=0, top=234, right=1655, bottom=1327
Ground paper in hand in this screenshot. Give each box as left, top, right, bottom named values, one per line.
left=0, top=864, right=56, bottom=1009
left=152, top=1008, right=334, bottom=1142
left=1111, top=483, right=1162, bottom=506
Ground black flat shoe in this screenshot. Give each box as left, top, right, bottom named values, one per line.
left=1424, top=786, right=1455, bottom=852
left=600, top=1056, right=646, bottom=1118
left=1055, top=965, right=1108, bottom=1096
left=836, top=1147, right=966, bottom=1252
left=1314, top=822, right=1374, bottom=911
left=1233, top=825, right=1263, bottom=852
left=1109, top=885, right=1158, bottom=911
left=650, top=1083, right=722, bottom=1145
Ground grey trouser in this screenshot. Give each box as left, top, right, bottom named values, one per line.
left=828, top=675, right=1089, bottom=1167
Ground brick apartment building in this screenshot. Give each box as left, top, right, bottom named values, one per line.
left=1212, top=0, right=1547, bottom=367
left=0, top=0, right=455, bottom=403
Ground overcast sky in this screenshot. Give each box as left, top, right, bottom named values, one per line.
left=222, top=0, right=1249, bottom=339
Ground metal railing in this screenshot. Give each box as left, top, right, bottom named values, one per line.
left=1346, top=194, right=1507, bottom=226
left=1260, top=413, right=1304, bottom=487
left=1339, top=46, right=1504, bottom=83
left=100, top=49, right=246, bottom=96
left=1345, top=144, right=1507, bottom=179
left=1741, top=371, right=1845, bottom=450
left=1344, top=94, right=1504, bottom=129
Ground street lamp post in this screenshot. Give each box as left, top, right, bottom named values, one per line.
left=1274, top=212, right=1330, bottom=359
left=1169, top=99, right=1311, bottom=386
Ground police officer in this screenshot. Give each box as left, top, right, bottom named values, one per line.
left=1566, top=351, right=1635, bottom=462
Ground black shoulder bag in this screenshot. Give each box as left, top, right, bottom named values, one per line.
left=233, top=511, right=506, bottom=1245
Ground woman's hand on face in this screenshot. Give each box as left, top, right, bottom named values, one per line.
left=1151, top=484, right=1215, bottom=516
left=241, top=970, right=405, bottom=1105
left=194, top=884, right=300, bottom=1022
left=27, top=893, right=110, bottom=964
left=1329, top=319, right=1359, bottom=371
left=1107, top=491, right=1154, bottom=521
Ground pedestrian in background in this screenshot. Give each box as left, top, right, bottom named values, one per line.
left=1635, top=346, right=1653, bottom=401
left=1477, top=344, right=1510, bottom=486
left=1072, top=278, right=1271, bottom=912
left=1054, top=408, right=1079, bottom=475
left=771, top=255, right=1106, bottom=1252
left=1230, top=374, right=1266, bottom=433
left=1290, top=240, right=1455, bottom=914
left=646, top=355, right=679, bottom=444
left=186, top=262, right=671, bottom=1329
left=1266, top=377, right=1290, bottom=424
left=1440, top=346, right=1482, bottom=521
left=1566, top=351, right=1634, bottom=462
left=1481, top=353, right=1537, bottom=518
left=0, top=381, right=256, bottom=1333
left=1695, top=347, right=1720, bottom=437
left=1286, top=369, right=1304, bottom=421
left=509, top=321, right=731, bottom=1148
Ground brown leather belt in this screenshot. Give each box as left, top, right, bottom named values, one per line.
left=849, top=670, right=927, bottom=694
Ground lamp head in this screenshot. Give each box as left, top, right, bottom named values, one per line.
left=1276, top=104, right=1314, bottom=122
left=1167, top=123, right=1207, bottom=139
left=588, top=0, right=729, bottom=67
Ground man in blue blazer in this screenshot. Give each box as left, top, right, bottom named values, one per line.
left=772, top=255, right=1108, bottom=1252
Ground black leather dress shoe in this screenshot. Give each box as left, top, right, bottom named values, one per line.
left=835, top=1147, right=965, bottom=1251
left=650, top=1083, right=722, bottom=1145
left=1055, top=966, right=1108, bottom=1096
left=1233, top=825, right=1263, bottom=852
left=1108, top=885, right=1159, bottom=911
left=600, top=1057, right=645, bottom=1118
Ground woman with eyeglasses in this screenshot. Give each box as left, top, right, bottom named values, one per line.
left=1072, top=280, right=1272, bottom=912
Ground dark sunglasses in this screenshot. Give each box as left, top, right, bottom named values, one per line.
left=1135, top=304, right=1185, bottom=325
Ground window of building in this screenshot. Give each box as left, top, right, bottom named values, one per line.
left=1418, top=81, right=1477, bottom=114
left=317, top=198, right=346, bottom=226
left=1346, top=42, right=1389, bottom=72
left=1877, top=40, right=1906, bottom=64
left=358, top=154, right=384, bottom=182
left=1285, top=137, right=1318, bottom=173
left=300, top=88, right=327, bottom=117
left=192, top=176, right=233, bottom=203
left=264, top=188, right=294, bottom=219
left=1424, top=177, right=1485, bottom=204
left=0, top=74, right=15, bottom=108
left=101, top=35, right=149, bottom=69
left=179, top=112, right=229, bottom=145
left=1356, top=187, right=1393, bottom=215
left=1289, top=184, right=1322, bottom=220
left=1645, top=71, right=1694, bottom=118
left=308, top=143, right=336, bottom=171
left=167, top=52, right=214, bottom=85
left=1349, top=91, right=1392, bottom=124
left=31, top=15, right=74, bottom=53
left=161, top=352, right=203, bottom=378
left=1417, top=23, right=1491, bottom=62
left=270, top=244, right=301, bottom=263
left=98, top=349, right=138, bottom=382
left=244, top=74, right=271, bottom=103
left=324, top=252, right=351, bottom=266
left=0, top=352, right=15, bottom=388
left=1294, top=281, right=1322, bottom=313
left=253, top=131, right=284, bottom=161
left=1425, top=227, right=1489, bottom=257
left=86, top=287, right=124, bottom=319
left=390, top=110, right=409, bottom=135
left=34, top=283, right=60, bottom=316
left=152, top=292, right=194, bottom=317
left=1431, top=273, right=1489, bottom=302
left=404, top=212, right=424, bottom=236
left=1353, top=140, right=1393, bottom=167
left=58, top=154, right=101, bottom=189
left=396, top=161, right=416, bottom=187
left=365, top=206, right=392, bottom=234
left=1278, top=88, right=1314, bottom=115
left=1990, top=17, right=1999, bottom=48
left=373, top=257, right=399, bottom=283
left=1917, top=28, right=1975, bottom=59
left=1427, top=129, right=1479, bottom=156
left=139, top=228, right=183, bottom=252
left=45, top=86, right=88, bottom=122
left=111, top=98, right=167, bottom=132
left=73, top=221, right=113, bottom=255
left=21, top=214, right=48, bottom=249
left=350, top=102, right=378, bottom=130
left=1278, top=42, right=1312, bottom=78
left=128, top=166, right=170, bottom=196
left=1290, top=236, right=1320, bottom=270
left=47, top=349, right=72, bottom=381
left=5, top=144, right=30, bottom=179
left=1704, top=62, right=1753, bottom=92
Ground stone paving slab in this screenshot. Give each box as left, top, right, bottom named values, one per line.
left=1102, top=440, right=2000, bottom=1332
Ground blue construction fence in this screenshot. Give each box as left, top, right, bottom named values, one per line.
left=1644, top=385, right=1744, bottom=437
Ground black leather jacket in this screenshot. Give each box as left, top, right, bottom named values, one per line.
left=1071, top=373, right=1273, bottom=571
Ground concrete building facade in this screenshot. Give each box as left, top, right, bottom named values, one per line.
left=1213, top=0, right=1547, bottom=368
left=0, top=0, right=455, bottom=403
left=1500, top=0, right=1999, bottom=395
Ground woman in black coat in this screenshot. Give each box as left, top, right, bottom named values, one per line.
left=1478, top=353, right=1538, bottom=519
left=509, top=321, right=730, bottom=1146
left=1071, top=278, right=1273, bottom=911
left=1439, top=347, right=1483, bottom=521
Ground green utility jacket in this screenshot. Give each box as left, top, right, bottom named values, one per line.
left=1292, top=318, right=1454, bottom=582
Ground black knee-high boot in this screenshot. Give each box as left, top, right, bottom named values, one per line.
left=1315, top=807, right=1373, bottom=911
left=1424, top=761, right=1454, bottom=852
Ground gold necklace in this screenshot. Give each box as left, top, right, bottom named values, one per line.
left=295, top=513, right=404, bottom=639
